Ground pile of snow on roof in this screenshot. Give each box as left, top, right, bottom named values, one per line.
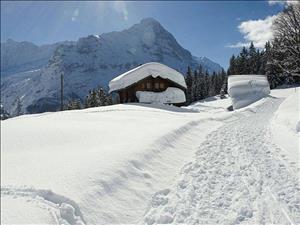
left=136, top=87, right=186, bottom=104
left=228, top=75, right=270, bottom=109
left=109, top=62, right=187, bottom=93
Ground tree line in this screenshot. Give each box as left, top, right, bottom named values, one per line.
left=67, top=87, right=112, bottom=110
left=185, top=65, right=227, bottom=104
left=227, top=4, right=300, bottom=89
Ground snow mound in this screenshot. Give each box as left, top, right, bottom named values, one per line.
left=109, top=62, right=187, bottom=93
left=273, top=89, right=300, bottom=134
left=136, top=87, right=186, bottom=104
left=271, top=87, right=300, bottom=166
left=228, top=75, right=270, bottom=109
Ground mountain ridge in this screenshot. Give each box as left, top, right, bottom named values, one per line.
left=1, top=17, right=223, bottom=116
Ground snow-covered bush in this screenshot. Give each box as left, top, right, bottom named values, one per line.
left=228, top=75, right=270, bottom=109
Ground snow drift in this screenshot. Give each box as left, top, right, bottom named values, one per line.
left=271, top=87, right=300, bottom=166
left=136, top=87, right=186, bottom=104
left=228, top=75, right=270, bottom=109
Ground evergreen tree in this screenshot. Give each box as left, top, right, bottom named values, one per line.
left=238, top=47, right=249, bottom=74
left=227, top=55, right=236, bottom=75
left=272, top=4, right=300, bottom=78
left=0, top=104, right=10, bottom=120
left=185, top=66, right=194, bottom=104
left=16, top=97, right=22, bottom=116
left=204, top=70, right=210, bottom=97
left=98, top=88, right=107, bottom=106
left=209, top=72, right=216, bottom=96
left=106, top=95, right=113, bottom=105
left=85, top=87, right=113, bottom=108
left=67, top=99, right=82, bottom=110
left=248, top=42, right=260, bottom=74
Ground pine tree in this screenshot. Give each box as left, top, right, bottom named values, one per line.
left=204, top=70, right=210, bottom=97
left=85, top=90, right=98, bottom=108
left=185, top=66, right=194, bottom=104
left=85, top=87, right=113, bottom=108
left=239, top=47, right=249, bottom=74
left=209, top=72, right=216, bottom=96
left=248, top=42, right=260, bottom=74
left=0, top=104, right=10, bottom=120
left=273, top=4, right=300, bottom=78
left=16, top=97, right=22, bottom=116
left=106, top=95, right=113, bottom=105
left=67, top=99, right=81, bottom=110
left=97, top=88, right=107, bottom=106
left=227, top=55, right=236, bottom=75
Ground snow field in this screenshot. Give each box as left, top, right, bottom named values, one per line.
left=1, top=87, right=299, bottom=224
left=1, top=102, right=229, bottom=224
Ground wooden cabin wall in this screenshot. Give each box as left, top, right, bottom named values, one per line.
left=117, top=76, right=186, bottom=103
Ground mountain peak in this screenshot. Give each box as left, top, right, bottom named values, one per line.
left=140, top=17, right=161, bottom=26
left=6, top=38, right=16, bottom=44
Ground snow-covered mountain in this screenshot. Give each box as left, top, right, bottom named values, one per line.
left=0, top=39, right=71, bottom=76
left=1, top=18, right=223, bottom=115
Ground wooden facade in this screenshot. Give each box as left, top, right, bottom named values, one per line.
left=116, top=76, right=186, bottom=104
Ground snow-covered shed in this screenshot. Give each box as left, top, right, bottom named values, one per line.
left=109, top=62, right=187, bottom=105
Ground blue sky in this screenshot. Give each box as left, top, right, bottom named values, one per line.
left=1, top=1, right=286, bottom=68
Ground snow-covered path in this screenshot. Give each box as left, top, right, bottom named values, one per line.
left=143, top=96, right=300, bottom=224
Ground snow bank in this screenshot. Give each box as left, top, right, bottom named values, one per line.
left=136, top=87, right=186, bottom=104
left=228, top=75, right=270, bottom=109
left=271, top=86, right=300, bottom=166
left=109, top=62, right=187, bottom=93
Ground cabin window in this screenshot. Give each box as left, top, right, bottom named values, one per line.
left=146, top=82, right=151, bottom=89
left=159, top=83, right=164, bottom=89
left=155, top=82, right=159, bottom=89
left=141, top=83, right=145, bottom=89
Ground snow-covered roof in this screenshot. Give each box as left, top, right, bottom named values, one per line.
left=109, top=62, right=187, bottom=93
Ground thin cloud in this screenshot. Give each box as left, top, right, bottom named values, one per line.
left=113, top=1, right=128, bottom=21
left=226, top=42, right=250, bottom=48
left=268, top=0, right=299, bottom=6
left=227, top=15, right=277, bottom=48
left=71, top=8, right=79, bottom=22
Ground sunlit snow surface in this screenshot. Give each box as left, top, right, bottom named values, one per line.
left=1, top=87, right=299, bottom=224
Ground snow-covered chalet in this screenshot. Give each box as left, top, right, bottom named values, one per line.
left=109, top=62, right=187, bottom=106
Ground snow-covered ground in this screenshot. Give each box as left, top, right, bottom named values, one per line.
left=1, top=86, right=299, bottom=224
left=271, top=86, right=299, bottom=167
